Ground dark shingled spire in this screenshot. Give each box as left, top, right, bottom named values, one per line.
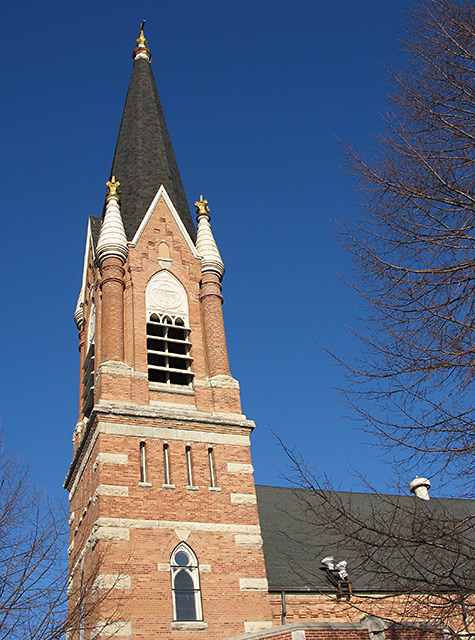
left=109, top=32, right=196, bottom=242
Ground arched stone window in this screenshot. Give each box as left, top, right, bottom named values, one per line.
left=146, top=272, right=193, bottom=386
left=170, top=543, right=202, bottom=621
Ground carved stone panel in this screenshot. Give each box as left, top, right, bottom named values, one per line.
left=146, top=271, right=189, bottom=322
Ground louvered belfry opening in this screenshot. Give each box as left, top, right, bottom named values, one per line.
left=147, top=313, right=193, bottom=386
left=82, top=343, right=95, bottom=417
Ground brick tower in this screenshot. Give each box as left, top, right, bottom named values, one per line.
left=65, top=23, right=273, bottom=639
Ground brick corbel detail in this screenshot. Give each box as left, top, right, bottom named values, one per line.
left=199, top=271, right=231, bottom=377
left=99, top=257, right=126, bottom=362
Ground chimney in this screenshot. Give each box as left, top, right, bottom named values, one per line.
left=409, top=476, right=431, bottom=500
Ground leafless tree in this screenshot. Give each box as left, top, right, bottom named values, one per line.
left=280, top=443, right=475, bottom=638
left=0, top=439, right=119, bottom=640
left=338, top=0, right=475, bottom=492
left=279, top=3, right=475, bottom=632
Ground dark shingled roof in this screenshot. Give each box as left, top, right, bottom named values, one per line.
left=109, top=56, right=196, bottom=242
left=256, top=485, right=475, bottom=594
left=89, top=216, right=102, bottom=249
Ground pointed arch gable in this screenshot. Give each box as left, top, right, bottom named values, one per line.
left=131, top=185, right=199, bottom=258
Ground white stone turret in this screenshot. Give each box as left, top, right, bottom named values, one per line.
left=74, top=293, right=84, bottom=329
left=96, top=177, right=128, bottom=266
left=195, top=195, right=225, bottom=280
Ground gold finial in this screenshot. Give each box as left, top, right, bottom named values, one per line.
left=195, top=195, right=210, bottom=216
left=133, top=20, right=151, bottom=60
left=137, top=20, right=147, bottom=46
left=106, top=176, right=120, bottom=199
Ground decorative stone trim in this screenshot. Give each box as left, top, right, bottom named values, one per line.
left=94, top=400, right=254, bottom=430
left=194, top=375, right=240, bottom=389
left=95, top=516, right=261, bottom=536
left=292, top=631, right=306, bottom=640
left=94, top=525, right=130, bottom=541
left=157, top=563, right=170, bottom=571
left=138, top=481, right=152, bottom=488
left=93, top=484, right=129, bottom=502
left=235, top=533, right=263, bottom=547
left=244, top=622, right=273, bottom=633
left=149, top=381, right=195, bottom=395
left=231, top=493, right=257, bottom=505
left=72, top=420, right=84, bottom=443
left=92, top=621, right=131, bottom=638
left=239, top=578, right=268, bottom=591
left=96, top=360, right=133, bottom=377
left=170, top=622, right=208, bottom=631
left=227, top=462, right=254, bottom=474
left=100, top=421, right=251, bottom=447
left=93, top=452, right=128, bottom=473
left=186, top=485, right=199, bottom=491
left=208, top=486, right=221, bottom=492
left=93, top=574, right=131, bottom=591
left=162, top=483, right=176, bottom=490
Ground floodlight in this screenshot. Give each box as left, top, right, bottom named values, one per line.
left=335, top=560, right=348, bottom=579
left=321, top=556, right=335, bottom=570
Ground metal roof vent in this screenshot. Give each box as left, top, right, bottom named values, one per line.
left=409, top=476, right=431, bottom=500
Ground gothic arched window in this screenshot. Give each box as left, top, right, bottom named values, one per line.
left=170, top=544, right=202, bottom=621
left=146, top=272, right=193, bottom=386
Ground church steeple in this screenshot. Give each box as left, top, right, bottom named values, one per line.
left=67, top=24, right=273, bottom=640
left=109, top=22, right=196, bottom=242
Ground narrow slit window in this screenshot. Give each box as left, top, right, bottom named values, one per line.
left=208, top=447, right=216, bottom=488
left=139, top=441, right=147, bottom=483
left=185, top=446, right=193, bottom=486
left=163, top=444, right=171, bottom=485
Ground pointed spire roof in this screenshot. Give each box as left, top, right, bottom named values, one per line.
left=109, top=23, right=196, bottom=242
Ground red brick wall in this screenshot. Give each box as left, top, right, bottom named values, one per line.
left=67, top=192, right=272, bottom=638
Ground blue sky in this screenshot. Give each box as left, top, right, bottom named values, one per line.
left=0, top=1, right=417, bottom=500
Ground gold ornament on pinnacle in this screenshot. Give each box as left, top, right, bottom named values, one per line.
left=133, top=20, right=151, bottom=59
left=106, top=176, right=120, bottom=199
left=195, top=195, right=210, bottom=216
left=136, top=20, right=148, bottom=47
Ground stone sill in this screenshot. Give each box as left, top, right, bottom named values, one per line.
left=149, top=382, right=195, bottom=396
left=186, top=485, right=199, bottom=491
left=208, top=486, right=222, bottom=492
left=171, top=621, right=208, bottom=631
left=162, top=483, right=176, bottom=490
left=138, top=481, right=152, bottom=488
